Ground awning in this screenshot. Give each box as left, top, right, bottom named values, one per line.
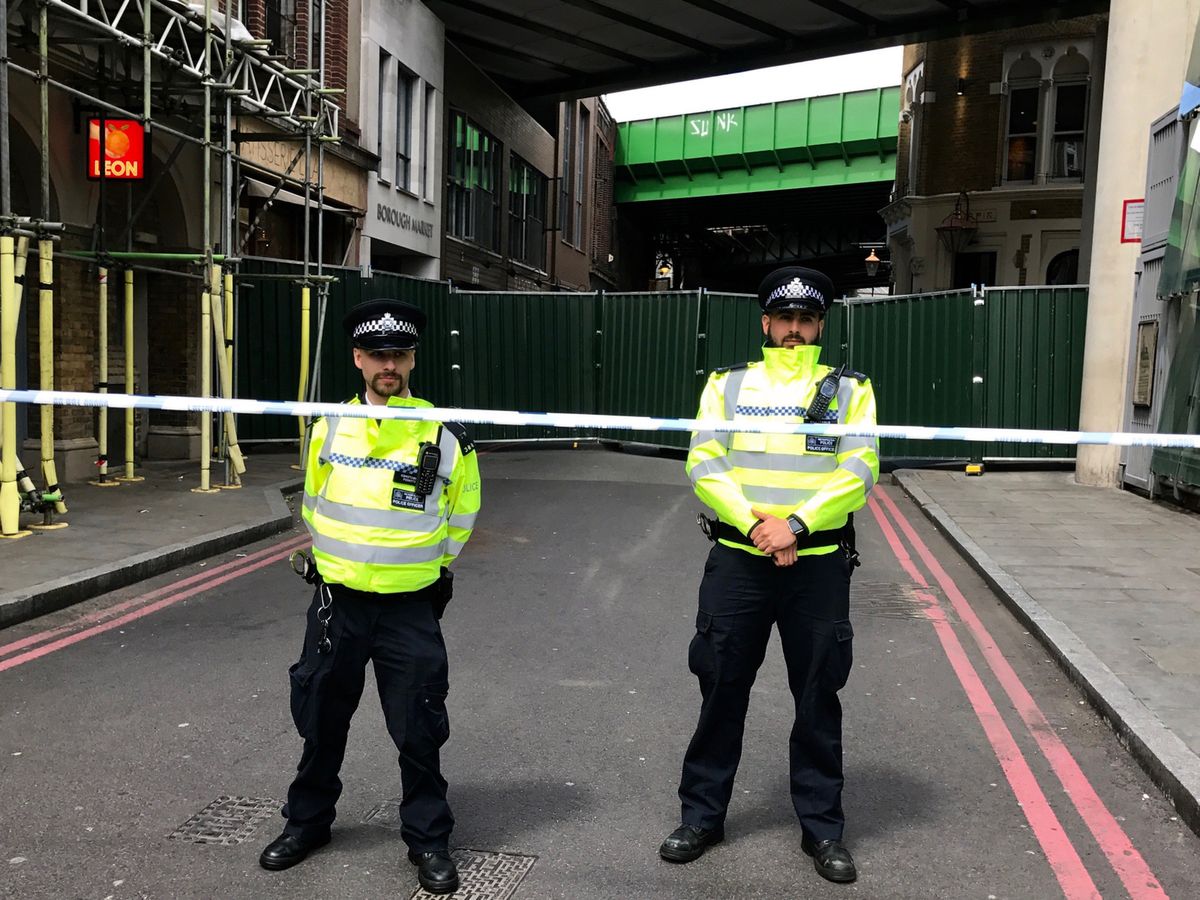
left=243, top=177, right=362, bottom=218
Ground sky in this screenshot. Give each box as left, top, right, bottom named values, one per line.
left=603, top=47, right=904, bottom=122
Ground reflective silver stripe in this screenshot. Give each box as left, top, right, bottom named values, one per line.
left=724, top=368, right=748, bottom=420
left=688, top=455, right=733, bottom=481
left=728, top=450, right=838, bottom=473
left=445, top=538, right=466, bottom=556
left=838, top=435, right=877, bottom=453
left=311, top=531, right=446, bottom=565
left=690, top=430, right=726, bottom=451
left=319, top=416, right=341, bottom=463
left=740, top=484, right=819, bottom=505
left=436, top=426, right=457, bottom=480
left=836, top=378, right=854, bottom=423
left=841, top=455, right=877, bottom=493
left=448, top=511, right=478, bottom=531
left=305, top=492, right=445, bottom=532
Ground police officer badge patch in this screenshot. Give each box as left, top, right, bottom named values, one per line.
left=391, top=487, right=425, bottom=510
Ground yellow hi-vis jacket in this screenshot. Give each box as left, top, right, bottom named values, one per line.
left=301, top=394, right=481, bottom=593
left=686, top=344, right=879, bottom=556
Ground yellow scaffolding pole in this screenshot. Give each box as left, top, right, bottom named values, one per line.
left=294, top=283, right=311, bottom=470
left=207, top=264, right=244, bottom=487
left=0, top=235, right=30, bottom=538
left=193, top=267, right=218, bottom=493
left=36, top=239, right=66, bottom=519
left=90, top=267, right=118, bottom=486
left=116, top=269, right=142, bottom=482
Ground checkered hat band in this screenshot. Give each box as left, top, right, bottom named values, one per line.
left=766, top=279, right=825, bottom=305
left=328, top=453, right=419, bottom=479
left=352, top=312, right=418, bottom=339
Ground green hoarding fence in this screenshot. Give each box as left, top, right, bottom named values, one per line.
left=235, top=264, right=1088, bottom=461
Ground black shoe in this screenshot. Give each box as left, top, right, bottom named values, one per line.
left=258, top=831, right=330, bottom=871
left=658, top=824, right=725, bottom=863
left=408, top=850, right=459, bottom=894
left=801, top=836, right=857, bottom=883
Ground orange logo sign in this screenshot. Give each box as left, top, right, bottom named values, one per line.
left=87, top=119, right=146, bottom=180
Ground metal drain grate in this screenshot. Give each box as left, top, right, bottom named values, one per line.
left=410, top=849, right=537, bottom=900
left=168, top=796, right=280, bottom=845
left=851, top=582, right=945, bottom=620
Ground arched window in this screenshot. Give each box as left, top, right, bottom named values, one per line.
left=1050, top=51, right=1090, bottom=179
left=1005, top=55, right=1042, bottom=183
left=1046, top=249, right=1079, bottom=285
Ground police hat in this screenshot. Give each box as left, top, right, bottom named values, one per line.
left=342, top=299, right=425, bottom=350
left=757, top=267, right=835, bottom=314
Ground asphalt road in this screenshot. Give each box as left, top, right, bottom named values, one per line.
left=2, top=448, right=1199, bottom=900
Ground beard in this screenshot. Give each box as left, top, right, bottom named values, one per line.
left=370, top=372, right=406, bottom=396
left=766, top=333, right=808, bottom=348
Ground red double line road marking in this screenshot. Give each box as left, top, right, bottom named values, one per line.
left=870, top=490, right=1166, bottom=900
left=0, top=532, right=311, bottom=673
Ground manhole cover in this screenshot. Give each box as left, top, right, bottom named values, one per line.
left=410, top=849, right=536, bottom=900
left=168, top=796, right=279, bottom=845
left=851, top=582, right=943, bottom=620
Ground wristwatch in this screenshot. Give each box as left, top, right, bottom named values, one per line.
left=786, top=515, right=807, bottom=538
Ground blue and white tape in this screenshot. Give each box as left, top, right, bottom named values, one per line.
left=2, top=388, right=1199, bottom=449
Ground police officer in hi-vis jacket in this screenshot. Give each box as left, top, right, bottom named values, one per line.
left=260, top=299, right=480, bottom=895
left=660, top=267, right=879, bottom=885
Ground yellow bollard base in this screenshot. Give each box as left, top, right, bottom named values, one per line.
left=88, top=478, right=124, bottom=487
left=0, top=529, right=33, bottom=540
left=191, top=486, right=221, bottom=494
left=290, top=464, right=304, bottom=471
left=965, top=462, right=985, bottom=476
left=216, top=482, right=243, bottom=490
left=30, top=521, right=69, bottom=531
left=115, top=475, right=145, bottom=483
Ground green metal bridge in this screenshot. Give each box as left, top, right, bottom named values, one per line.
left=611, top=87, right=900, bottom=294
left=615, top=87, right=899, bottom=203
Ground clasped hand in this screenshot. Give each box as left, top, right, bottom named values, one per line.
left=750, top=508, right=797, bottom=567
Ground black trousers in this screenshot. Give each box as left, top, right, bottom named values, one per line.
left=679, top=542, right=855, bottom=843
left=281, top=584, right=453, bottom=851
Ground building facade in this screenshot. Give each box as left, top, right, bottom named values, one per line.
left=883, top=16, right=1106, bottom=294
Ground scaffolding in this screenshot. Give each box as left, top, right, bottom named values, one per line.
left=0, top=0, right=343, bottom=535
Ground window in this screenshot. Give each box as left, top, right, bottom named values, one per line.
left=265, top=0, right=297, bottom=64
left=559, top=102, right=575, bottom=244
left=1002, top=46, right=1092, bottom=184
left=377, top=50, right=390, bottom=181
left=396, top=70, right=414, bottom=192
left=509, top=156, right=548, bottom=270
left=1050, top=52, right=1090, bottom=180
left=574, top=106, right=589, bottom=250
left=422, top=85, right=435, bottom=200
left=1004, top=56, right=1041, bottom=183
left=447, top=110, right=502, bottom=251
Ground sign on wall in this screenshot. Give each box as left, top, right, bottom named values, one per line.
left=1121, top=198, right=1144, bottom=244
left=87, top=118, right=147, bottom=180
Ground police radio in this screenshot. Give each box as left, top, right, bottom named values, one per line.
left=414, top=442, right=441, bottom=496
left=804, top=363, right=845, bottom=423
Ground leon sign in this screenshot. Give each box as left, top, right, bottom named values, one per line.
left=87, top=119, right=147, bottom=180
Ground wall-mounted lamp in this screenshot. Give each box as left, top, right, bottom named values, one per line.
left=864, top=248, right=883, bottom=278
left=956, top=77, right=966, bottom=96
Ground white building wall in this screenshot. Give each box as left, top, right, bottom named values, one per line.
left=360, top=0, right=444, bottom=277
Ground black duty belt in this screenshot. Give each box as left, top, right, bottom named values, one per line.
left=698, top=514, right=852, bottom=551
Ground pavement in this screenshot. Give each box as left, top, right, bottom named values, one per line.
left=894, top=468, right=1200, bottom=836
left=2, top=446, right=1200, bottom=853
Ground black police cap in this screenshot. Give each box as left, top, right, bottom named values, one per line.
left=757, top=267, right=835, bottom=314
left=343, top=299, right=425, bottom=350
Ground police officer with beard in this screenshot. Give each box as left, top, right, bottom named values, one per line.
left=260, top=299, right=480, bottom=895
left=659, top=267, right=879, bottom=884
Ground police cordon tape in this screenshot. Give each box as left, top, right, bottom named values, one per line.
left=2, top=388, right=1200, bottom=449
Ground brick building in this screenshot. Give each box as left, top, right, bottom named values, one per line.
left=883, top=15, right=1106, bottom=293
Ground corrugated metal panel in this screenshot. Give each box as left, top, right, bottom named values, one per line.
left=982, top=286, right=1087, bottom=459
left=599, top=291, right=701, bottom=447
left=451, top=291, right=599, bottom=443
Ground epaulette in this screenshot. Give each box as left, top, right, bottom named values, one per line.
left=713, top=362, right=750, bottom=375
left=445, top=420, right=475, bottom=455
left=840, top=368, right=870, bottom=384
